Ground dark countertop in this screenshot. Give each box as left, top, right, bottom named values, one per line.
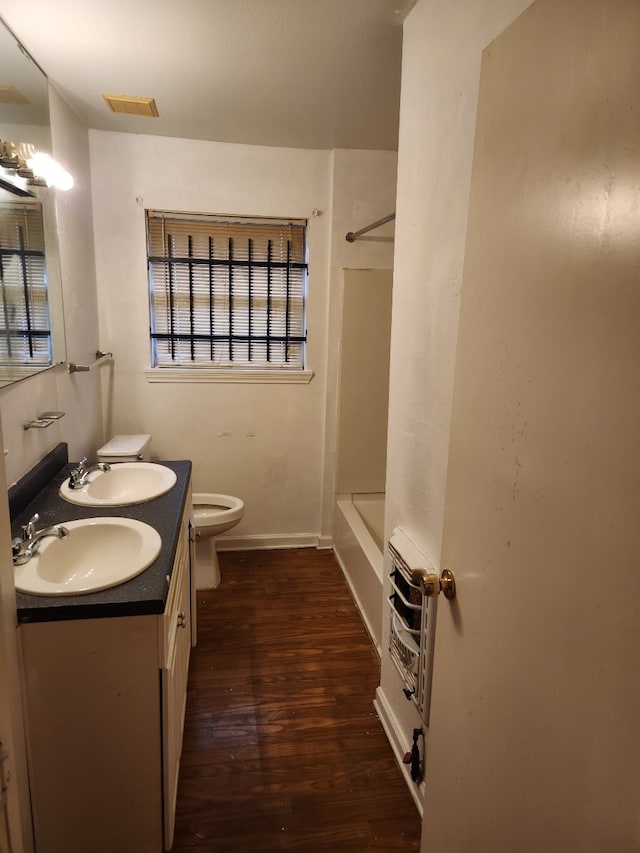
left=14, top=459, right=192, bottom=624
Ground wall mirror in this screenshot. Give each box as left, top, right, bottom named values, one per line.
left=0, top=16, right=66, bottom=389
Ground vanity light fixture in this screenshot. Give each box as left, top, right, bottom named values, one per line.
left=0, top=139, right=74, bottom=191
left=26, top=150, right=74, bottom=190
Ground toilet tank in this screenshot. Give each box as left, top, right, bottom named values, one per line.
left=97, top=434, right=151, bottom=463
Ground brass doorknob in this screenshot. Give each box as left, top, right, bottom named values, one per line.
left=411, top=568, right=456, bottom=601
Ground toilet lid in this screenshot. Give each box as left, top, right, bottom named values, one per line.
left=97, top=434, right=151, bottom=457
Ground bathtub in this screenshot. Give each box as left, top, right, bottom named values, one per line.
left=333, top=493, right=385, bottom=652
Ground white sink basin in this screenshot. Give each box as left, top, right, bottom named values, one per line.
left=59, top=462, right=177, bottom=506
left=14, top=517, right=162, bottom=596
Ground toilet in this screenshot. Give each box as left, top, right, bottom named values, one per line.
left=97, top=434, right=244, bottom=589
left=192, top=492, right=245, bottom=589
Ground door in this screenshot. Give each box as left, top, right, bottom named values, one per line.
left=422, top=1, right=640, bottom=850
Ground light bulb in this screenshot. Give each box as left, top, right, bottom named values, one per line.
left=26, top=150, right=74, bottom=191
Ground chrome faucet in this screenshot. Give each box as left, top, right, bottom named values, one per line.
left=12, top=513, right=69, bottom=565
left=68, top=456, right=111, bottom=490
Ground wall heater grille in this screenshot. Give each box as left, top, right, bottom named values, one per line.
left=388, top=527, right=438, bottom=724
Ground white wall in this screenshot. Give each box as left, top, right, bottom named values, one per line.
left=336, top=268, right=392, bottom=494
left=89, top=131, right=331, bottom=546
left=378, top=0, right=534, bottom=787
left=319, top=149, right=396, bottom=538
left=89, top=133, right=397, bottom=546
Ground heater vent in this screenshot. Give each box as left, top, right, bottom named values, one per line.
left=388, top=527, right=438, bottom=725
left=102, top=93, right=159, bottom=117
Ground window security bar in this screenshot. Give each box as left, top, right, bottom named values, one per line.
left=149, top=239, right=306, bottom=363
left=148, top=214, right=307, bottom=370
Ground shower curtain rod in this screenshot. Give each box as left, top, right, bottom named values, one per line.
left=345, top=212, right=395, bottom=242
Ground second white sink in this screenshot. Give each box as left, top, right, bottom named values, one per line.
left=59, top=462, right=177, bottom=506
left=14, top=517, right=162, bottom=596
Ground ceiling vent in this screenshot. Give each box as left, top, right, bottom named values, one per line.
left=102, top=94, right=159, bottom=117
left=0, top=85, right=30, bottom=105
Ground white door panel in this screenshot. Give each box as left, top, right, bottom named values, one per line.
left=422, top=1, right=640, bottom=850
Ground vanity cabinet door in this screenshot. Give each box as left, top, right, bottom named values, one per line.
left=20, top=491, right=194, bottom=853
left=161, top=509, right=192, bottom=849
left=20, top=616, right=163, bottom=853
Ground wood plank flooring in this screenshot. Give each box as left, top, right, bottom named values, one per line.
left=172, top=548, right=422, bottom=852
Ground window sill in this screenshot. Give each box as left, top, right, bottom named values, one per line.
left=144, top=368, right=314, bottom=385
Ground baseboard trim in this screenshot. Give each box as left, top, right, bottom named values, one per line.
left=374, top=687, right=425, bottom=817
left=216, top=533, right=321, bottom=551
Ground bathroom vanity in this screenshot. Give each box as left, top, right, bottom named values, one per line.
left=12, top=447, right=194, bottom=853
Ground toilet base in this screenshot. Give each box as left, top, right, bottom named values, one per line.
left=194, top=537, right=222, bottom=589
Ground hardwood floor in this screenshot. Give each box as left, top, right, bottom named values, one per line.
left=172, top=548, right=422, bottom=852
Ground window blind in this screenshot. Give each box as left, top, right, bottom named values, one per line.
left=146, top=211, right=308, bottom=369
left=0, top=201, right=51, bottom=364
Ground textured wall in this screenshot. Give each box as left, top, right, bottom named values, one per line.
left=89, top=133, right=397, bottom=544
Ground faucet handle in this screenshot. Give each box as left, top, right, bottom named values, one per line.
left=22, top=513, right=39, bottom=541
left=69, top=458, right=88, bottom=488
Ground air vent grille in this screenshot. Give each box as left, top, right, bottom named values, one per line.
left=102, top=94, right=159, bottom=117
left=0, top=85, right=30, bottom=105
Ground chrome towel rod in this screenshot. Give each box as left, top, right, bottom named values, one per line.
left=345, top=212, right=395, bottom=243
left=66, top=350, right=113, bottom=374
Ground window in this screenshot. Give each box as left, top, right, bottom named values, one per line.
left=146, top=211, right=308, bottom=371
left=0, top=200, right=51, bottom=365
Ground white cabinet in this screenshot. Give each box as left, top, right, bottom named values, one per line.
left=161, top=503, right=193, bottom=849
left=19, top=497, right=194, bottom=853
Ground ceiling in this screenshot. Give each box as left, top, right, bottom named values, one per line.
left=0, top=0, right=408, bottom=151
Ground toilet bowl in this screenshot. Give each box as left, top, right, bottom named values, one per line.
left=192, top=493, right=244, bottom=588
